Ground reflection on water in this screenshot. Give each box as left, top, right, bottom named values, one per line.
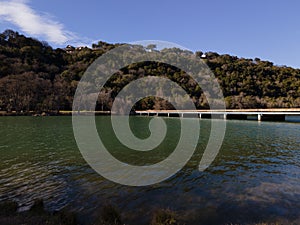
left=0, top=117, right=299, bottom=224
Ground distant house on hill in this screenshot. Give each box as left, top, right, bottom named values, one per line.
left=76, top=46, right=85, bottom=50
left=200, top=53, right=207, bottom=59
left=65, top=45, right=75, bottom=54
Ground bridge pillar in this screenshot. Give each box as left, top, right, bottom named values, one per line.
left=258, top=114, right=262, bottom=121
left=198, top=113, right=202, bottom=119
left=223, top=114, right=227, bottom=120
left=168, top=113, right=170, bottom=117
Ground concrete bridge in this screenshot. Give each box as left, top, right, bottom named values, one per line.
left=135, top=108, right=300, bottom=122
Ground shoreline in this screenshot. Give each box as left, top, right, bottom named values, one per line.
left=0, top=111, right=112, bottom=116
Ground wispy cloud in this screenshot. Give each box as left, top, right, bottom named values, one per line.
left=0, top=0, right=83, bottom=45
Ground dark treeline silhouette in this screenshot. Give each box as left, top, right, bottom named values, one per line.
left=0, top=29, right=299, bottom=113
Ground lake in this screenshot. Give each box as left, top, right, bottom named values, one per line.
left=0, top=116, right=299, bottom=224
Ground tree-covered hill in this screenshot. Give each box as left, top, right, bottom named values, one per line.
left=0, top=29, right=299, bottom=113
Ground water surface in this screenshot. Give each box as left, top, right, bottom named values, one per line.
left=0, top=116, right=299, bottom=224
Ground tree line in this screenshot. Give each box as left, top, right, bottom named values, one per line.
left=0, top=29, right=299, bottom=113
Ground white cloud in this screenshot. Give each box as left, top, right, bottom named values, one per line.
left=0, top=0, right=77, bottom=45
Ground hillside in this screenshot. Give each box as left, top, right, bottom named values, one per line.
left=0, top=29, right=299, bottom=113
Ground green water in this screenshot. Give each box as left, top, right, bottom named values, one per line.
left=0, top=116, right=299, bottom=224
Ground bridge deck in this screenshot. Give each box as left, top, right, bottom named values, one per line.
left=135, top=109, right=300, bottom=121
left=136, top=109, right=300, bottom=114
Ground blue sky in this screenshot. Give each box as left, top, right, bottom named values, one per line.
left=0, top=0, right=300, bottom=68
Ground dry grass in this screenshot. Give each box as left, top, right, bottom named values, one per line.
left=1, top=200, right=298, bottom=225
left=0, top=199, right=77, bottom=225
left=150, top=208, right=179, bottom=225
left=97, top=204, right=123, bottom=225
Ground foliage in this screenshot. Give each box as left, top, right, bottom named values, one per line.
left=0, top=29, right=299, bottom=112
